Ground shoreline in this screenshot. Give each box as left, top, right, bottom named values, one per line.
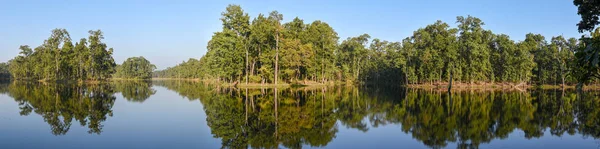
left=7, top=78, right=600, bottom=90
left=407, top=83, right=600, bottom=91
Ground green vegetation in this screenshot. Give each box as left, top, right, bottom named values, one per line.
left=0, top=62, right=10, bottom=79
left=573, top=0, right=600, bottom=89
left=114, top=56, right=156, bottom=79
left=154, top=4, right=586, bottom=87
left=4, top=2, right=599, bottom=88
left=7, top=29, right=116, bottom=81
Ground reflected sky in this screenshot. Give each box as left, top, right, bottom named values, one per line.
left=0, top=81, right=599, bottom=149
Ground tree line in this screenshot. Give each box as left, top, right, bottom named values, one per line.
left=4, top=2, right=599, bottom=86
left=4, top=29, right=157, bottom=81
left=7, top=29, right=116, bottom=81
left=153, top=4, right=592, bottom=86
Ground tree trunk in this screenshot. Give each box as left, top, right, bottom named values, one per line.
left=562, top=76, right=565, bottom=88
left=448, top=70, right=453, bottom=92
left=246, top=45, right=249, bottom=85
left=275, top=33, right=279, bottom=85
left=251, top=60, right=256, bottom=76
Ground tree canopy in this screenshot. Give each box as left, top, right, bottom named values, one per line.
left=8, top=29, right=116, bottom=81
left=114, top=56, right=156, bottom=79
left=574, top=0, right=600, bottom=33
left=154, top=4, right=584, bottom=87
left=572, top=0, right=600, bottom=89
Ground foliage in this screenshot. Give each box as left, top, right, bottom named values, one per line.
left=574, top=0, right=600, bottom=33
left=151, top=4, right=584, bottom=86
left=0, top=62, right=10, bottom=79
left=114, top=56, right=156, bottom=79
left=573, top=0, right=600, bottom=89
left=8, top=29, right=116, bottom=81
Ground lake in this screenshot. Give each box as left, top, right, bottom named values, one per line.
left=0, top=80, right=599, bottom=149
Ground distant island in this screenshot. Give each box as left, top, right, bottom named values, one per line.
left=2, top=3, right=600, bottom=89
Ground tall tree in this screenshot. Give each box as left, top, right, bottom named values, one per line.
left=221, top=4, right=251, bottom=84
left=269, top=11, right=283, bottom=85
left=456, top=16, right=493, bottom=83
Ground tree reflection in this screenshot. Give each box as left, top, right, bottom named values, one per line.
left=5, top=81, right=116, bottom=135
left=113, top=80, right=156, bottom=102
left=156, top=81, right=600, bottom=149
left=155, top=81, right=338, bottom=148
left=3, top=80, right=598, bottom=148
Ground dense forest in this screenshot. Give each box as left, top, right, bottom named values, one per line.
left=7, top=29, right=117, bottom=81
left=114, top=56, right=156, bottom=79
left=153, top=4, right=593, bottom=87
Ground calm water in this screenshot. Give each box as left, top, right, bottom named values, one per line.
left=0, top=81, right=599, bottom=149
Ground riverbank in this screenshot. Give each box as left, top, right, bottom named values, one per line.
left=407, top=82, right=600, bottom=91
left=150, top=78, right=201, bottom=81
left=150, top=78, right=335, bottom=88
left=111, top=78, right=154, bottom=81
left=11, top=78, right=600, bottom=90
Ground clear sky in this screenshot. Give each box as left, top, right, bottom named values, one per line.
left=0, top=0, right=583, bottom=70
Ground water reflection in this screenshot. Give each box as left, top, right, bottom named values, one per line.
left=0, top=80, right=598, bottom=148
left=155, top=81, right=600, bottom=148
left=3, top=82, right=116, bottom=135
left=154, top=81, right=338, bottom=148
left=0, top=81, right=155, bottom=135
left=113, top=80, right=156, bottom=102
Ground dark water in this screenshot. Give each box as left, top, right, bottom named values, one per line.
left=0, top=81, right=599, bottom=149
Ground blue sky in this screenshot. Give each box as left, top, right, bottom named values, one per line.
left=0, top=0, right=583, bottom=70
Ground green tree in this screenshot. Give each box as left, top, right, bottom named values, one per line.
left=491, top=34, right=535, bottom=83
left=574, top=0, right=600, bottom=32
left=8, top=29, right=116, bottom=81
left=338, top=34, right=371, bottom=82
left=456, top=16, right=494, bottom=83
left=573, top=0, right=600, bottom=89
left=150, top=4, right=587, bottom=87
left=114, top=56, right=157, bottom=79
left=0, top=62, right=10, bottom=79
left=305, top=21, right=339, bottom=82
